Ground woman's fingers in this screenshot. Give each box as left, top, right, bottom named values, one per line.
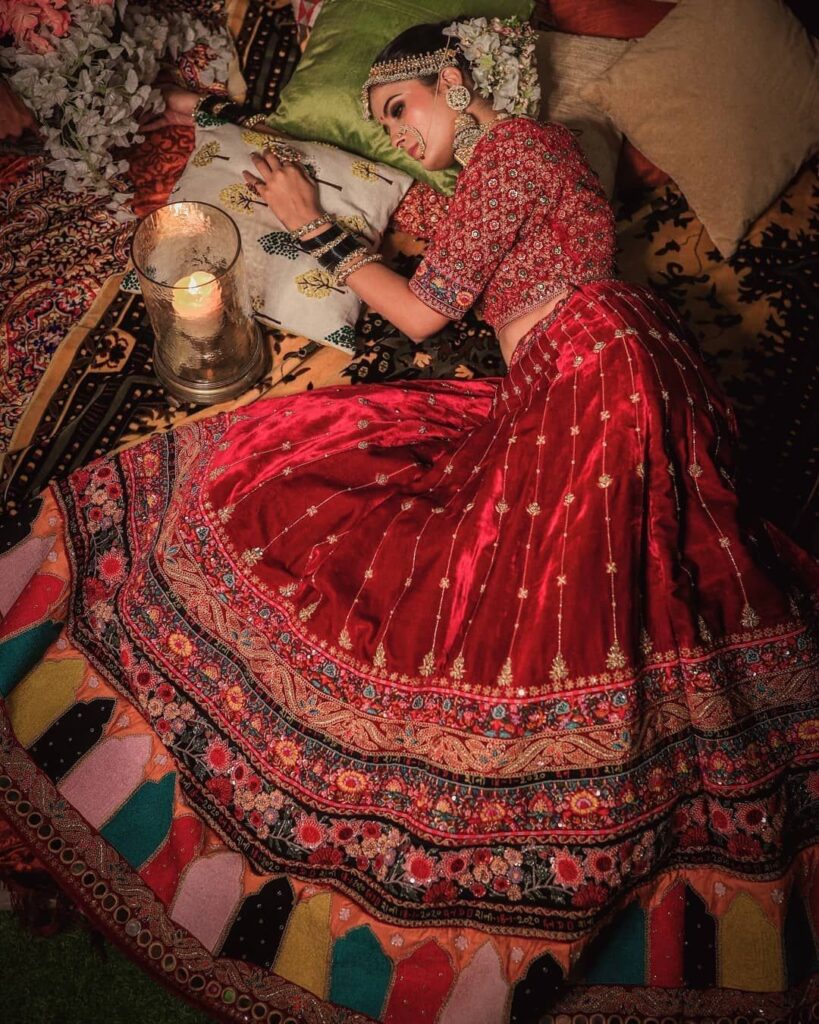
left=139, top=114, right=168, bottom=132
left=250, top=151, right=280, bottom=179
left=242, top=171, right=264, bottom=192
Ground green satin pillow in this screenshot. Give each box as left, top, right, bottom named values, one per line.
left=267, top=0, right=534, bottom=195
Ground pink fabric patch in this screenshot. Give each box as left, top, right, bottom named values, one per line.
left=59, top=735, right=153, bottom=827
left=0, top=535, right=55, bottom=618
left=438, top=942, right=509, bottom=1024
left=169, top=851, right=243, bottom=952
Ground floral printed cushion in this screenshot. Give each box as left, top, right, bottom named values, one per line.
left=169, top=118, right=412, bottom=353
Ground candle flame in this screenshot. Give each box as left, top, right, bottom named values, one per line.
left=184, top=271, right=216, bottom=295
left=172, top=271, right=221, bottom=324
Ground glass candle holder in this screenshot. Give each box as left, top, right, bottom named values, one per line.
left=132, top=201, right=266, bottom=405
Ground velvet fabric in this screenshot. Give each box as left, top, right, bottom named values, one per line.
left=36, top=277, right=819, bottom=935
left=199, top=280, right=817, bottom=691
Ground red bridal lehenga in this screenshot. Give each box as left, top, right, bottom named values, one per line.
left=1, top=120, right=818, bottom=1023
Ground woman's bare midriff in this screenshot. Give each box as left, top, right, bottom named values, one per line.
left=497, top=290, right=570, bottom=366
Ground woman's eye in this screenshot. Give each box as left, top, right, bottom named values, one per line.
left=390, top=102, right=404, bottom=119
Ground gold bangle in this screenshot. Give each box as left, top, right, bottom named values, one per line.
left=335, top=251, right=383, bottom=286
left=289, top=213, right=334, bottom=241
left=242, top=112, right=268, bottom=127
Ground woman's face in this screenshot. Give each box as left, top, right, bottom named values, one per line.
left=369, top=75, right=458, bottom=171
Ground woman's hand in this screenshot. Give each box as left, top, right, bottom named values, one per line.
left=243, top=150, right=322, bottom=233
left=140, top=84, right=200, bottom=132
left=0, top=76, right=37, bottom=141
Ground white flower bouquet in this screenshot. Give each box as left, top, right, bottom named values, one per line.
left=0, top=0, right=233, bottom=215
left=445, top=15, right=541, bottom=119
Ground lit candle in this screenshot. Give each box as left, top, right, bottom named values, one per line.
left=171, top=271, right=223, bottom=338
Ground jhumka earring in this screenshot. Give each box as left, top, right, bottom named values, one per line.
left=447, top=85, right=480, bottom=167
left=453, top=111, right=482, bottom=167
left=444, top=84, right=471, bottom=112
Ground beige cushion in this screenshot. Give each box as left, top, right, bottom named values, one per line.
left=169, top=121, right=411, bottom=352
left=537, top=31, right=630, bottom=199
left=580, top=0, right=819, bottom=258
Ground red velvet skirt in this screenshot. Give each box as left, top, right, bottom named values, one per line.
left=2, top=280, right=818, bottom=1015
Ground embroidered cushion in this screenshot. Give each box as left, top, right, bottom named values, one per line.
left=580, top=0, right=819, bottom=257
left=543, top=0, right=675, bottom=192
left=535, top=30, right=630, bottom=198
left=168, top=120, right=412, bottom=353
left=266, top=0, right=534, bottom=196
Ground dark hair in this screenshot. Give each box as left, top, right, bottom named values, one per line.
left=371, top=20, right=471, bottom=83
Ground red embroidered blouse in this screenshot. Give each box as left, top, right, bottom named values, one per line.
left=407, top=117, right=617, bottom=331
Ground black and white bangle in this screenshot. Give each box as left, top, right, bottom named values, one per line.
left=315, top=235, right=365, bottom=273
left=298, top=224, right=346, bottom=254
left=309, top=230, right=354, bottom=260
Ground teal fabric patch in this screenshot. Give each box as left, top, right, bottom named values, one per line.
left=330, top=924, right=392, bottom=1017
left=579, top=900, right=646, bottom=985
left=101, top=772, right=176, bottom=869
left=0, top=620, right=63, bottom=698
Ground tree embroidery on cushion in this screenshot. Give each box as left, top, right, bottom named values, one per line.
left=325, top=326, right=356, bottom=352
left=336, top=214, right=373, bottom=242
left=219, top=183, right=266, bottom=215
left=295, top=269, right=346, bottom=297
left=258, top=231, right=300, bottom=260
left=121, top=269, right=141, bottom=294
left=250, top=293, right=282, bottom=325
left=192, top=141, right=230, bottom=167
left=352, top=160, right=393, bottom=184
left=240, top=128, right=281, bottom=149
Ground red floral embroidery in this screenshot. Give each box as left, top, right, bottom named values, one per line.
left=409, top=118, right=615, bottom=330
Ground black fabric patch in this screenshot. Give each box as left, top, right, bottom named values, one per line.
left=28, top=698, right=116, bottom=782
left=217, top=877, right=294, bottom=968
left=509, top=951, right=564, bottom=1024
left=683, top=884, right=717, bottom=989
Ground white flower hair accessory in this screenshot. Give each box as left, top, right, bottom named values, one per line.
left=443, top=16, right=541, bottom=118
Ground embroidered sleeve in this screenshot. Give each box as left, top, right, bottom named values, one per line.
left=391, top=181, right=451, bottom=242
left=408, top=123, right=540, bottom=320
